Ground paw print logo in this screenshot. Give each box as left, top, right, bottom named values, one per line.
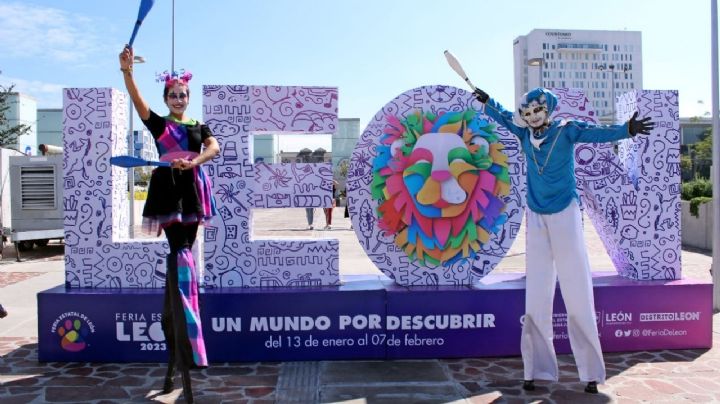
left=57, top=319, right=88, bottom=352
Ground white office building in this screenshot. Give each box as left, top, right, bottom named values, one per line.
left=37, top=108, right=62, bottom=148
left=3, top=93, right=38, bottom=154
left=133, top=128, right=159, bottom=162
left=514, top=29, right=643, bottom=124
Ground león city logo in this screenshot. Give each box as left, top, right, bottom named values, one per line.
left=51, top=312, right=96, bottom=352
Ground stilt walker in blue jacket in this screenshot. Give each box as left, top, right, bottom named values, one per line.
left=474, top=87, right=654, bottom=394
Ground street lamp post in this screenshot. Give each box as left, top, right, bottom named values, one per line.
left=599, top=63, right=631, bottom=124
left=609, top=64, right=616, bottom=121
left=128, top=55, right=145, bottom=238
left=710, top=0, right=720, bottom=310
left=171, top=0, right=175, bottom=73
left=598, top=63, right=616, bottom=123
left=527, top=57, right=544, bottom=89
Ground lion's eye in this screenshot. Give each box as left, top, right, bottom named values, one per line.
left=470, top=136, right=489, bottom=153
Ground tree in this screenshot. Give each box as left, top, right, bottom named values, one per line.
left=690, top=128, right=713, bottom=179
left=693, top=128, right=713, bottom=162
left=0, top=80, right=32, bottom=148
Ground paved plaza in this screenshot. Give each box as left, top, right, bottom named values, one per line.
left=0, top=208, right=717, bottom=403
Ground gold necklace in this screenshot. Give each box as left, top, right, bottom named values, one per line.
left=530, top=126, right=563, bottom=176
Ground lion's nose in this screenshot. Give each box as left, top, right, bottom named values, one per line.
left=431, top=170, right=451, bottom=182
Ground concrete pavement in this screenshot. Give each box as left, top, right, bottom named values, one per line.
left=0, top=208, right=717, bottom=403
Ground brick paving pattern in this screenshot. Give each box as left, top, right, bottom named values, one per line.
left=2, top=333, right=719, bottom=402
left=0, top=209, right=717, bottom=403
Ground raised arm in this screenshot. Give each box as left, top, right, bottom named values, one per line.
left=119, top=46, right=150, bottom=121
left=473, top=89, right=525, bottom=137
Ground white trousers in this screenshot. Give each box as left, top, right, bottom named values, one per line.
left=521, top=201, right=606, bottom=383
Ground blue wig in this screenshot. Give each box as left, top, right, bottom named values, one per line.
left=513, top=87, right=558, bottom=128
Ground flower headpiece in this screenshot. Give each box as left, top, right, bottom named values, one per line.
left=156, top=69, right=193, bottom=88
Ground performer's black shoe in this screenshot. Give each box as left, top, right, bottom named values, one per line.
left=0, top=304, right=7, bottom=318
left=181, top=370, right=194, bottom=403
left=584, top=381, right=598, bottom=394
left=161, top=363, right=175, bottom=394
left=161, top=376, right=174, bottom=394
left=522, top=380, right=535, bottom=391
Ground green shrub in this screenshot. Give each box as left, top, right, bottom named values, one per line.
left=689, top=196, right=713, bottom=218
left=681, top=178, right=712, bottom=200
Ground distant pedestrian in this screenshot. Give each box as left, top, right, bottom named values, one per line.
left=323, top=181, right=338, bottom=230
left=343, top=190, right=351, bottom=229
left=305, top=208, right=314, bottom=230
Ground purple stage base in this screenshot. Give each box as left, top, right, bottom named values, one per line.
left=37, top=272, right=713, bottom=363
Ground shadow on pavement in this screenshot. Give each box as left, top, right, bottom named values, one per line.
left=0, top=240, right=64, bottom=264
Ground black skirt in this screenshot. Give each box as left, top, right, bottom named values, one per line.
left=143, top=167, right=203, bottom=218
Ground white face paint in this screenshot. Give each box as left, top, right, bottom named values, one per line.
left=165, top=83, right=190, bottom=118
left=520, top=101, right=548, bottom=129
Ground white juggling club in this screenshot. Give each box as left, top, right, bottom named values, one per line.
left=444, top=50, right=477, bottom=91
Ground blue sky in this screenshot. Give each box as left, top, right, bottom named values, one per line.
left=0, top=0, right=716, bottom=142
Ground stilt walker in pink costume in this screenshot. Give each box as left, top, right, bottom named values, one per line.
left=473, top=87, right=654, bottom=394
left=119, top=46, right=219, bottom=403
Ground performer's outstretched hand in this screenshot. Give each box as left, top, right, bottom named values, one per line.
left=473, top=88, right=489, bottom=103
left=628, top=111, right=655, bottom=136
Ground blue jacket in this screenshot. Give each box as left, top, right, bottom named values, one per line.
left=483, top=97, right=630, bottom=214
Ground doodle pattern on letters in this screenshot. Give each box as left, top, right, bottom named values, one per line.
left=566, top=89, right=681, bottom=280
left=63, top=88, right=168, bottom=288
left=203, top=85, right=339, bottom=287
left=63, top=86, right=679, bottom=288
left=64, top=86, right=339, bottom=288
left=347, top=86, right=681, bottom=285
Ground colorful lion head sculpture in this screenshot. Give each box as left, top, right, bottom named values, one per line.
left=371, top=110, right=510, bottom=266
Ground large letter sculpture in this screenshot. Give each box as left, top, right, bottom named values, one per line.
left=346, top=86, right=681, bottom=286
left=63, top=86, right=679, bottom=288
left=202, top=86, right=339, bottom=287
left=568, top=89, right=681, bottom=280
left=63, top=88, right=167, bottom=287
left=63, top=86, right=339, bottom=288
left=346, top=85, right=527, bottom=286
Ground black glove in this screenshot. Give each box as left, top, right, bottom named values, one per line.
left=628, top=111, right=655, bottom=136
left=473, top=88, right=489, bottom=103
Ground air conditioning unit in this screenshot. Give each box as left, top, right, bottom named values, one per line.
left=7, top=155, right=64, bottom=242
